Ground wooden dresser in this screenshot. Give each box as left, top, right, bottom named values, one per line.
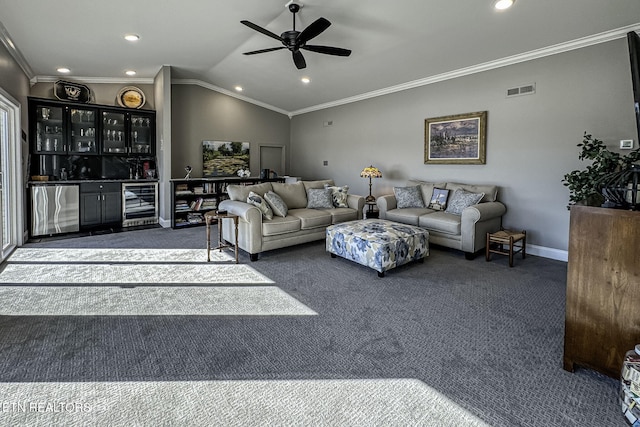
left=563, top=205, right=640, bottom=378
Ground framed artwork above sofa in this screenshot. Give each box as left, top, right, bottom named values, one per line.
left=424, top=111, right=487, bottom=165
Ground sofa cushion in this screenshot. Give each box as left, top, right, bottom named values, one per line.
left=445, top=182, right=498, bottom=202
left=307, top=188, right=334, bottom=209
left=227, top=182, right=273, bottom=201
left=408, top=180, right=447, bottom=204
left=419, top=211, right=462, bottom=235
left=385, top=207, right=434, bottom=226
left=326, top=207, right=359, bottom=224
left=264, top=191, right=288, bottom=217
left=262, top=215, right=301, bottom=236
left=394, top=185, right=425, bottom=208
left=247, top=191, right=273, bottom=220
left=272, top=181, right=308, bottom=209
left=289, top=208, right=332, bottom=230
left=303, top=179, right=335, bottom=192
left=325, top=184, right=349, bottom=208
left=445, top=189, right=485, bottom=215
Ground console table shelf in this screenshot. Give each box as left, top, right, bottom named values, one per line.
left=170, top=177, right=283, bottom=229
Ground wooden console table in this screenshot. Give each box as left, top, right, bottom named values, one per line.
left=563, top=205, right=640, bottom=378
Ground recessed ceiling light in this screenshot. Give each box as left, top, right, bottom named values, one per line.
left=57, top=67, right=71, bottom=73
left=235, top=86, right=243, bottom=92
left=301, top=77, right=311, bottom=84
left=125, top=70, right=137, bottom=76
left=124, top=34, right=140, bottom=42
left=493, top=0, right=515, bottom=10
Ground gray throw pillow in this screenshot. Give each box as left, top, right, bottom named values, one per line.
left=264, top=191, right=288, bottom=217
left=247, top=191, right=273, bottom=220
left=324, top=184, right=349, bottom=208
left=444, top=189, right=485, bottom=215
left=306, top=188, right=334, bottom=209
left=394, top=186, right=425, bottom=209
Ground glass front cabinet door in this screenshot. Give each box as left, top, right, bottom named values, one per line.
left=130, top=112, right=154, bottom=155
left=33, top=104, right=65, bottom=154
left=102, top=111, right=127, bottom=154
left=69, top=108, right=98, bottom=154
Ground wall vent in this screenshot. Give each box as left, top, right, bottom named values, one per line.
left=506, top=83, right=536, bottom=98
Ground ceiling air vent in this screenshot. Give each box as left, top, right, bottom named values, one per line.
left=506, top=83, right=536, bottom=98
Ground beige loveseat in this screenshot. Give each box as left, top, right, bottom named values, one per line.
left=218, top=180, right=365, bottom=261
left=376, top=180, right=506, bottom=259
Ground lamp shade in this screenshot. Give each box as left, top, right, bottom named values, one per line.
left=360, top=165, right=382, bottom=178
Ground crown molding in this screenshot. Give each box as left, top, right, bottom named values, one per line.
left=171, top=79, right=290, bottom=117
left=288, top=23, right=640, bottom=116
left=32, top=76, right=155, bottom=85
left=0, top=20, right=34, bottom=80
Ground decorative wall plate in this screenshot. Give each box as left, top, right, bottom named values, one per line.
left=117, top=86, right=145, bottom=109
left=54, top=80, right=91, bottom=103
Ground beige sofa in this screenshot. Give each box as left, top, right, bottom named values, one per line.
left=376, top=180, right=506, bottom=259
left=218, top=179, right=365, bottom=261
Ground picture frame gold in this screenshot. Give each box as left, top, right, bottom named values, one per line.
left=424, top=111, right=487, bottom=164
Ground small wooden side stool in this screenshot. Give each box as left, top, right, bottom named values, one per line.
left=486, top=229, right=526, bottom=267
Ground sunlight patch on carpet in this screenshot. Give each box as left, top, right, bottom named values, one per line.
left=0, top=379, right=488, bottom=426
left=0, top=263, right=274, bottom=284
left=7, top=248, right=232, bottom=263
left=0, top=286, right=316, bottom=316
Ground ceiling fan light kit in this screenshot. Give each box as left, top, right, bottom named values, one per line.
left=241, top=1, right=352, bottom=70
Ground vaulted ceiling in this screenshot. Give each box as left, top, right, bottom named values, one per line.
left=1, top=0, right=639, bottom=114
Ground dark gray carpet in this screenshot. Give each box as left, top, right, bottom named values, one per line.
left=0, top=226, right=624, bottom=426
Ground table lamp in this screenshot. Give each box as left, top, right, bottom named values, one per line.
left=360, top=165, right=382, bottom=203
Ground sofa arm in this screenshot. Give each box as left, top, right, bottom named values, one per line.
left=218, top=200, right=262, bottom=223
left=462, top=201, right=506, bottom=223
left=376, top=195, right=397, bottom=219
left=347, top=194, right=366, bottom=219
left=218, top=200, right=264, bottom=255
left=460, top=201, right=507, bottom=253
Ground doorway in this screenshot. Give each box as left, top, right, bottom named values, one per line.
left=259, top=145, right=285, bottom=177
left=0, top=88, right=24, bottom=261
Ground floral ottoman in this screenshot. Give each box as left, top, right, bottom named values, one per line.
left=326, top=219, right=429, bottom=277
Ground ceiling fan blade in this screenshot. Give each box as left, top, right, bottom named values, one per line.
left=241, top=20, right=283, bottom=42
left=297, top=17, right=331, bottom=45
left=303, top=45, right=352, bottom=57
left=293, top=50, right=307, bottom=69
left=243, top=47, right=286, bottom=55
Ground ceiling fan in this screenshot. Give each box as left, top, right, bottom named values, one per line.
left=241, top=2, right=352, bottom=70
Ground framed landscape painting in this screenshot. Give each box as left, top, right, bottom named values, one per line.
left=203, top=140, right=250, bottom=177
left=424, top=111, right=487, bottom=164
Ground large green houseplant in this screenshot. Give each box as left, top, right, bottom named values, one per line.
left=562, top=132, right=640, bottom=208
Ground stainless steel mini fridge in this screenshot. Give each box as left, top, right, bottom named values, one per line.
left=31, top=184, right=80, bottom=236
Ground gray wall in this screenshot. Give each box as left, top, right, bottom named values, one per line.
left=290, top=39, right=638, bottom=254
left=170, top=84, right=290, bottom=179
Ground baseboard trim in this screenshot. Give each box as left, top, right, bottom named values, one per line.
left=158, top=218, right=171, bottom=228
left=526, top=244, right=568, bottom=262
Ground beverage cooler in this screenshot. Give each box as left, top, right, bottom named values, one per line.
left=122, top=182, right=158, bottom=227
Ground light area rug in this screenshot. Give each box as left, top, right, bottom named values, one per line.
left=7, top=248, right=231, bottom=263
left=0, top=264, right=274, bottom=285
left=0, top=379, right=489, bottom=427
left=0, top=286, right=317, bottom=316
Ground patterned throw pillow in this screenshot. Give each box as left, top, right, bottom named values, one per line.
left=444, top=189, right=485, bottom=215
left=247, top=191, right=273, bottom=220
left=264, top=191, right=288, bottom=217
left=393, top=186, right=425, bottom=209
left=324, top=184, right=349, bottom=208
left=306, top=188, right=334, bottom=209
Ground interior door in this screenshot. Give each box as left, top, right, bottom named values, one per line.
left=259, top=145, right=285, bottom=177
